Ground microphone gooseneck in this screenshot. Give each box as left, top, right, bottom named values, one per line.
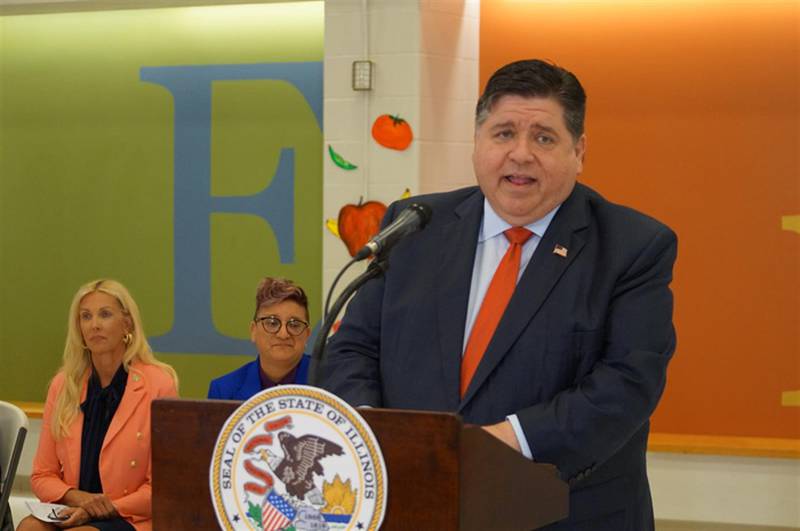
left=310, top=202, right=433, bottom=387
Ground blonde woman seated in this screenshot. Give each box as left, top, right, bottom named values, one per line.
left=18, top=280, right=178, bottom=531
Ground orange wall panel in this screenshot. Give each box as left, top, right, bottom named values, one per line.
left=481, top=1, right=799, bottom=438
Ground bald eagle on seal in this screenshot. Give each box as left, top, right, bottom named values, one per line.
left=270, top=432, right=344, bottom=500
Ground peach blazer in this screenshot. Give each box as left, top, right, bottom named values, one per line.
left=31, top=362, right=178, bottom=531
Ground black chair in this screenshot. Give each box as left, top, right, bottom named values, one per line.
left=0, top=401, right=29, bottom=529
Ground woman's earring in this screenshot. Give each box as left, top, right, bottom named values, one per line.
left=123, top=332, right=133, bottom=346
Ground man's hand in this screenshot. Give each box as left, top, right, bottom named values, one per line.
left=482, top=420, right=521, bottom=452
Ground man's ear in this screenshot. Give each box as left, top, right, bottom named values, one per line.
left=250, top=321, right=257, bottom=343
left=574, top=134, right=587, bottom=173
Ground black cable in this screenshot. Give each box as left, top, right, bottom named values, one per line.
left=324, top=256, right=358, bottom=318
left=308, top=258, right=388, bottom=386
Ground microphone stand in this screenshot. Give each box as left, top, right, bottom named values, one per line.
left=308, top=256, right=389, bottom=386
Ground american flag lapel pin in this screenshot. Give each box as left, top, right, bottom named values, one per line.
left=553, top=244, right=568, bottom=258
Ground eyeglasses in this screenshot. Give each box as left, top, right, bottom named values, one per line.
left=255, top=316, right=309, bottom=337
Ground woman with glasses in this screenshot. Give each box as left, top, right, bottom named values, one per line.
left=18, top=280, right=178, bottom=531
left=208, top=277, right=312, bottom=400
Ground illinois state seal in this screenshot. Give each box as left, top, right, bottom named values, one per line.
left=210, top=385, right=387, bottom=531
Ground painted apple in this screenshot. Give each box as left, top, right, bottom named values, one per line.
left=337, top=198, right=387, bottom=257
left=371, top=114, right=413, bottom=151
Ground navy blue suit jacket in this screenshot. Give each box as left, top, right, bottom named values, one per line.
left=207, top=355, right=311, bottom=401
left=322, top=183, right=677, bottom=530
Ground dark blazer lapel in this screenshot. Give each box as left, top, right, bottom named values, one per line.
left=103, top=364, right=146, bottom=450
left=436, top=191, right=484, bottom=408
left=460, top=184, right=591, bottom=406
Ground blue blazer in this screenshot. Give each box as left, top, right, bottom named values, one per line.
left=207, top=355, right=311, bottom=401
left=322, top=183, right=677, bottom=530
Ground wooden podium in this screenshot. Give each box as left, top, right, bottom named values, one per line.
left=152, top=399, right=568, bottom=530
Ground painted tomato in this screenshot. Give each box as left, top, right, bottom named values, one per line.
left=337, top=198, right=388, bottom=256
left=371, top=114, right=413, bottom=151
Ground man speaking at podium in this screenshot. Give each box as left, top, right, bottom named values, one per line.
left=322, top=59, right=677, bottom=530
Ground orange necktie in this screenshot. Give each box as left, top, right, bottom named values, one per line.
left=460, top=227, right=533, bottom=397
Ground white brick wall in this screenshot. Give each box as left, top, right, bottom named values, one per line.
left=322, top=0, right=478, bottom=309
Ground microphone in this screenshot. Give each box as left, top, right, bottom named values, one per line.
left=353, top=202, right=432, bottom=261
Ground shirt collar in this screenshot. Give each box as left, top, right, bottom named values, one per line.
left=479, top=198, right=561, bottom=242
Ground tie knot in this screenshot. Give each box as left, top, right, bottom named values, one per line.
left=504, top=227, right=533, bottom=245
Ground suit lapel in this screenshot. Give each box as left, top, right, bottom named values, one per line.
left=459, top=185, right=590, bottom=407
left=436, top=191, right=484, bottom=408
left=103, top=364, right=145, bottom=450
